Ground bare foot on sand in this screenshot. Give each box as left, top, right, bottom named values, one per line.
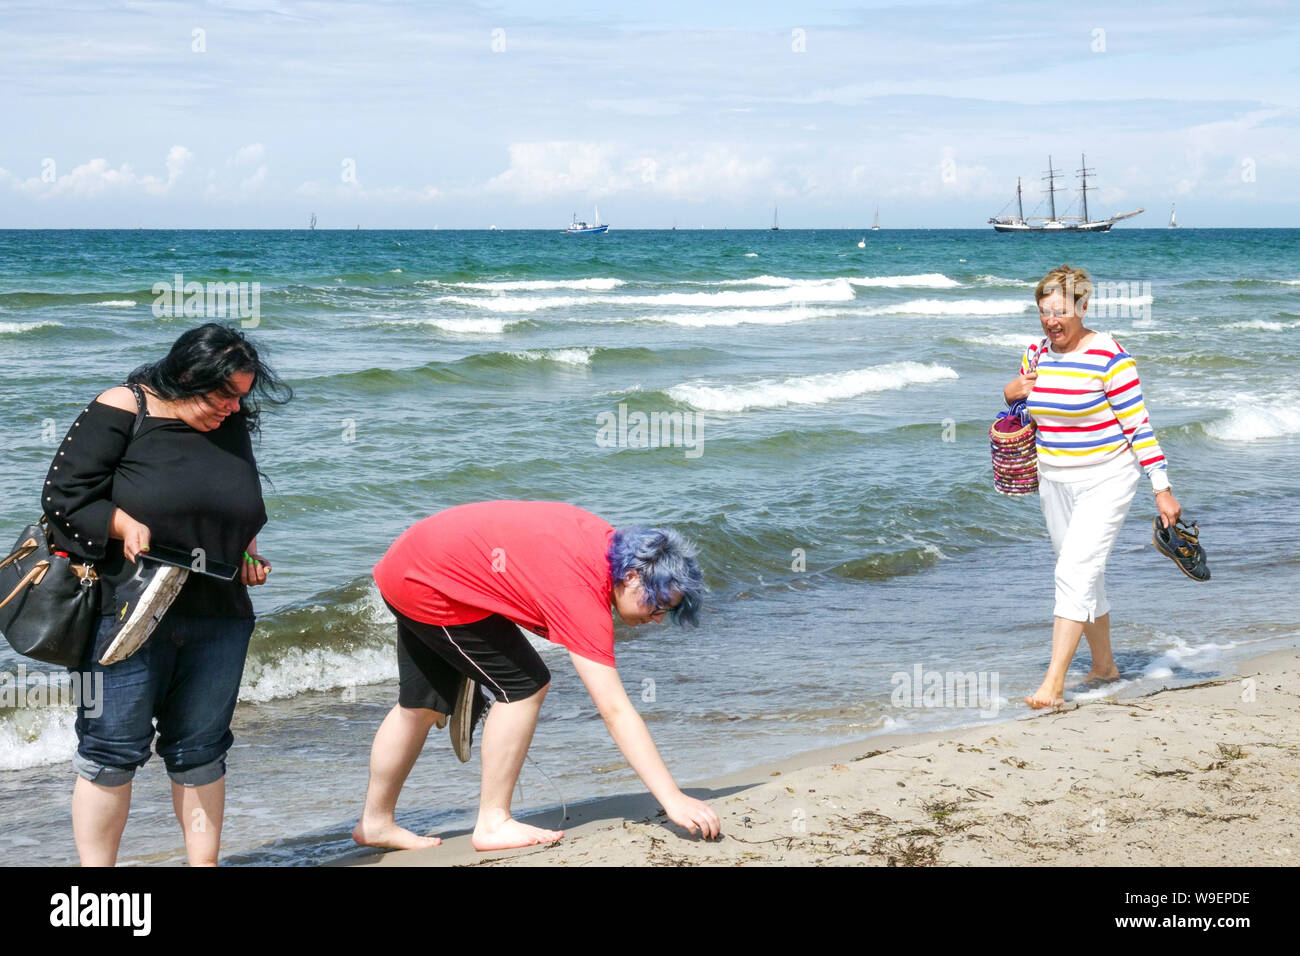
left=472, top=818, right=564, bottom=851
left=352, top=818, right=442, bottom=851
left=1025, top=682, right=1065, bottom=709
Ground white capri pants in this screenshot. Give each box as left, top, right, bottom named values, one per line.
left=1039, top=457, right=1140, bottom=623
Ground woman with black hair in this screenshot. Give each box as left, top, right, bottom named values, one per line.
left=45, top=322, right=292, bottom=866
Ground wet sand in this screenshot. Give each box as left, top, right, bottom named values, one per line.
left=344, top=648, right=1299, bottom=867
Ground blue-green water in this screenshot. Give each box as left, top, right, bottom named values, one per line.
left=1, top=228, right=1298, bottom=865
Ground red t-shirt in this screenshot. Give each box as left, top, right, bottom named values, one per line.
left=373, top=501, right=617, bottom=666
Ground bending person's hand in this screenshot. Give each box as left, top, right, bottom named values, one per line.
left=664, top=792, right=721, bottom=839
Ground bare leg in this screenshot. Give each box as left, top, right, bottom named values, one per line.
left=1026, top=616, right=1085, bottom=709
left=472, top=683, right=564, bottom=851
left=352, top=705, right=444, bottom=850
left=72, top=776, right=132, bottom=867
left=172, top=778, right=225, bottom=866
left=1082, top=613, right=1119, bottom=682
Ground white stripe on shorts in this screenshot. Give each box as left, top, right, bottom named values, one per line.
left=440, top=626, right=510, bottom=703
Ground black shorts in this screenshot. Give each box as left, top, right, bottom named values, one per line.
left=386, top=599, right=551, bottom=712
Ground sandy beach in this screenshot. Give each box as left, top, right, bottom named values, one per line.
left=346, top=648, right=1299, bottom=867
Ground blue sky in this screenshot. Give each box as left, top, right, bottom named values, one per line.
left=1, top=0, right=1297, bottom=227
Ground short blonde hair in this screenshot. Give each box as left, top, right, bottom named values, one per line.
left=1035, top=264, right=1093, bottom=309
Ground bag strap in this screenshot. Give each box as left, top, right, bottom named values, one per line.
left=126, top=383, right=148, bottom=437
left=1028, top=337, right=1051, bottom=373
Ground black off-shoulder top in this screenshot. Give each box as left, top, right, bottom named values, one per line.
left=42, top=398, right=267, bottom=619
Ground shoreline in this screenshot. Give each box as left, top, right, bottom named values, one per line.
left=343, top=646, right=1299, bottom=867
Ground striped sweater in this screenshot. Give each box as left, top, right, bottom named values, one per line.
left=1017, top=332, right=1170, bottom=491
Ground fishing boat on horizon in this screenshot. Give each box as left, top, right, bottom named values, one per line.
left=988, top=155, right=1143, bottom=232
left=565, top=206, right=608, bottom=234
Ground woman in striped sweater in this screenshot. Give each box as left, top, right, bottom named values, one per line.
left=1003, top=264, right=1181, bottom=709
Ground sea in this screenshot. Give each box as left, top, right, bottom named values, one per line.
left=1, top=227, right=1297, bottom=865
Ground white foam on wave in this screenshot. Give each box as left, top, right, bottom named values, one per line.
left=0, top=708, right=75, bottom=772
left=863, top=298, right=1032, bottom=317
left=389, top=268, right=403, bottom=273
left=715, top=273, right=958, bottom=290
left=0, top=320, right=61, bottom=335
left=240, top=645, right=396, bottom=703
left=439, top=280, right=857, bottom=312
left=644, top=306, right=847, bottom=328
left=438, top=294, right=578, bottom=313
left=849, top=273, right=961, bottom=289
left=1140, top=635, right=1237, bottom=681
left=240, top=585, right=398, bottom=703
left=961, top=332, right=1040, bottom=350
left=408, top=316, right=518, bottom=335
left=92, top=300, right=137, bottom=307
left=508, top=347, right=594, bottom=366
left=423, top=277, right=625, bottom=291
left=744, top=252, right=758, bottom=257
left=1203, top=403, right=1300, bottom=442
left=611, top=283, right=859, bottom=308
left=668, top=361, right=958, bottom=412
left=1225, top=319, right=1300, bottom=331
left=719, top=274, right=846, bottom=288
left=974, top=274, right=1036, bottom=288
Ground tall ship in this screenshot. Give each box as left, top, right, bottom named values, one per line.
left=989, top=155, right=1142, bottom=232
left=565, top=206, right=608, bottom=234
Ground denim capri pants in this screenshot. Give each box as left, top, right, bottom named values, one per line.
left=71, top=613, right=255, bottom=787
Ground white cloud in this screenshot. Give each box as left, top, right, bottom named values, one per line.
left=7, top=145, right=193, bottom=199
left=232, top=143, right=266, bottom=167
left=483, top=141, right=777, bottom=202
left=164, top=145, right=192, bottom=184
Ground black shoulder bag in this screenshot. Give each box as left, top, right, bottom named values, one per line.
left=0, top=386, right=147, bottom=666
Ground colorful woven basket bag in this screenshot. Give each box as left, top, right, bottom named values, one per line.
left=990, top=338, right=1049, bottom=496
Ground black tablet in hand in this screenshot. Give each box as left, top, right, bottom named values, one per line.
left=141, top=543, right=241, bottom=581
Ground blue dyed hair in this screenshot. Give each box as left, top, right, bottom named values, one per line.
left=608, top=526, right=705, bottom=626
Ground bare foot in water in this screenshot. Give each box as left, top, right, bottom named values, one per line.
left=1024, top=682, right=1065, bottom=709
left=352, top=818, right=442, bottom=851
left=472, top=818, right=564, bottom=851
left=1083, top=664, right=1120, bottom=682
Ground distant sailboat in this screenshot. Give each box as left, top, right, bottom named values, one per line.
left=989, top=155, right=1143, bottom=232
left=857, top=237, right=866, bottom=248
left=872, top=206, right=880, bottom=230
left=771, top=206, right=780, bottom=231
left=309, top=213, right=317, bottom=230
left=1169, top=203, right=1178, bottom=229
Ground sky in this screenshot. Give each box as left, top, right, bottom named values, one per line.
left=1, top=0, right=1297, bottom=228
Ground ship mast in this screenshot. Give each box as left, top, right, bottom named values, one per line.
left=1043, top=156, right=1059, bottom=221
left=1077, top=153, right=1096, bottom=223
left=1016, top=178, right=1024, bottom=221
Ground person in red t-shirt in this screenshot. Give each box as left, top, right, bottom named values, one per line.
left=351, top=500, right=720, bottom=852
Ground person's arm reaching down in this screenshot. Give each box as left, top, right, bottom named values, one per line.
left=569, top=651, right=721, bottom=838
